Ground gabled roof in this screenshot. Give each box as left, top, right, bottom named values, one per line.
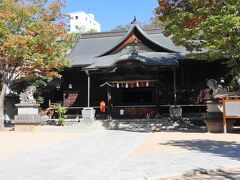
left=66, top=24, right=189, bottom=69
left=98, top=24, right=177, bottom=57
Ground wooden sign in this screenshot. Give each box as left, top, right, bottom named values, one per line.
left=225, top=102, right=240, bottom=116
left=222, top=96, right=240, bottom=133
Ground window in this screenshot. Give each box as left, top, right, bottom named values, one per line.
left=75, top=16, right=78, bottom=20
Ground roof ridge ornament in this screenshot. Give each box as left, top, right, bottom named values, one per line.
left=130, top=16, right=137, bottom=25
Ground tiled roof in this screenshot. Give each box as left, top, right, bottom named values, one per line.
left=83, top=52, right=184, bottom=70
left=66, top=24, right=189, bottom=69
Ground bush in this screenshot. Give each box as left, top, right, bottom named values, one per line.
left=53, top=104, right=67, bottom=126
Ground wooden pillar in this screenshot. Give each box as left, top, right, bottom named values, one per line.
left=173, top=68, right=177, bottom=105
left=85, top=70, right=90, bottom=107
left=181, top=67, right=185, bottom=86
left=155, top=75, right=160, bottom=117
left=222, top=97, right=227, bottom=133
left=107, top=86, right=112, bottom=119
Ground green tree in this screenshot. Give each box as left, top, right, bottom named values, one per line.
left=142, top=13, right=167, bottom=30
left=0, top=0, right=76, bottom=128
left=156, top=0, right=240, bottom=64
left=86, top=29, right=98, bottom=33
left=53, top=103, right=67, bottom=126
left=111, top=18, right=165, bottom=32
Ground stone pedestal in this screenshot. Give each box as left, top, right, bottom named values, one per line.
left=205, top=102, right=234, bottom=133
left=206, top=102, right=222, bottom=133
left=12, top=104, right=42, bottom=132
left=205, top=118, right=235, bottom=133
left=207, top=103, right=223, bottom=113
left=81, top=107, right=95, bottom=123
left=169, top=105, right=182, bottom=118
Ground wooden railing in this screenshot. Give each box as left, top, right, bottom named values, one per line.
left=113, top=105, right=156, bottom=119
left=46, top=104, right=207, bottom=119
left=112, top=104, right=207, bottom=119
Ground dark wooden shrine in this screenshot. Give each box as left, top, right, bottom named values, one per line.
left=44, top=22, right=227, bottom=119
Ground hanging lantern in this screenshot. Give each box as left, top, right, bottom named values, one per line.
left=146, top=81, right=149, bottom=87
left=136, top=81, right=139, bottom=87
left=125, top=83, right=128, bottom=88
left=116, top=83, right=119, bottom=88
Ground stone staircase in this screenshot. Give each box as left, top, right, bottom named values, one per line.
left=77, top=120, right=106, bottom=130
left=102, top=118, right=205, bottom=132
left=42, top=117, right=206, bottom=132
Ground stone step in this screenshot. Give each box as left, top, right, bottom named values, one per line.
left=77, top=121, right=106, bottom=130
left=42, top=119, right=203, bottom=132
left=102, top=119, right=204, bottom=132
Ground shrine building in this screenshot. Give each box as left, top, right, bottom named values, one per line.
left=44, top=22, right=227, bottom=119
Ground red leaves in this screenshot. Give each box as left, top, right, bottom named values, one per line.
left=26, top=30, right=36, bottom=37
left=0, top=0, right=74, bottom=81
left=181, top=15, right=208, bottom=29
left=159, top=0, right=169, bottom=10
left=156, top=0, right=170, bottom=14
left=4, top=40, right=15, bottom=47
left=40, top=71, right=59, bottom=78
left=0, top=11, right=13, bottom=20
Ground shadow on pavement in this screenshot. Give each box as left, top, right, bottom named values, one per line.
left=160, top=139, right=240, bottom=161
left=177, top=168, right=240, bottom=180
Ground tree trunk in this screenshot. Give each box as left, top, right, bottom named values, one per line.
left=0, top=82, right=7, bottom=129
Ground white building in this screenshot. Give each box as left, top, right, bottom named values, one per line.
left=68, top=11, right=101, bottom=33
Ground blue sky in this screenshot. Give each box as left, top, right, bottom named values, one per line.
left=64, top=0, right=159, bottom=32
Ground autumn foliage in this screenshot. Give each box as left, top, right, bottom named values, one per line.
left=156, top=0, right=240, bottom=57
left=0, top=0, right=76, bottom=127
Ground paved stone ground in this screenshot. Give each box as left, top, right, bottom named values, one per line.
left=0, top=129, right=240, bottom=180
left=0, top=130, right=147, bottom=180
left=113, top=152, right=240, bottom=180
